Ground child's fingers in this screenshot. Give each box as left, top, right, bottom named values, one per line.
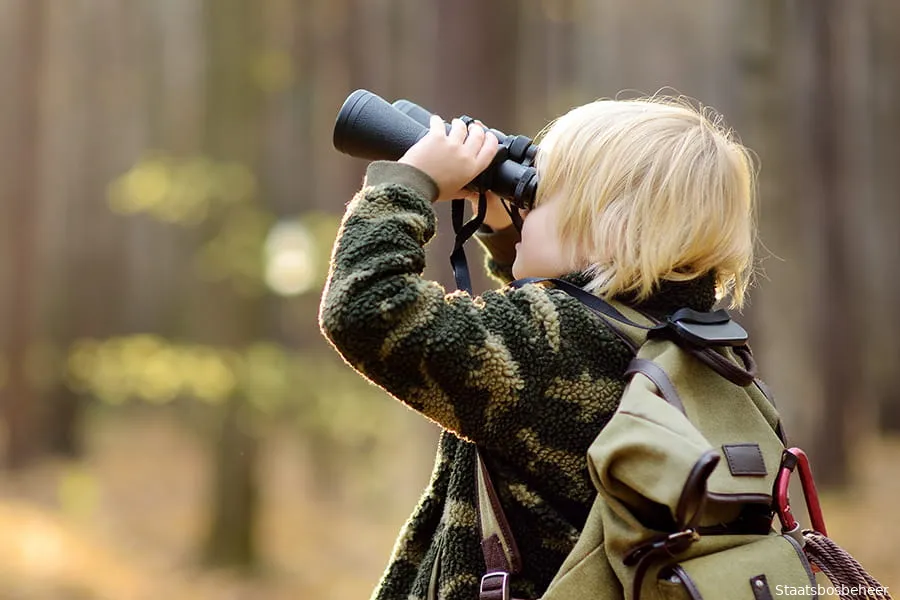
left=428, top=114, right=445, bottom=137
left=448, top=118, right=467, bottom=144
left=474, top=132, right=499, bottom=171
left=463, top=123, right=485, bottom=152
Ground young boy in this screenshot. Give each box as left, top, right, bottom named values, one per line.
left=319, top=98, right=756, bottom=600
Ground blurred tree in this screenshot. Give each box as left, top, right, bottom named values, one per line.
left=731, top=0, right=821, bottom=449
left=309, top=0, right=358, bottom=214
left=197, top=0, right=266, bottom=569
left=432, top=0, right=520, bottom=131
left=731, top=0, right=785, bottom=337
left=287, top=0, right=359, bottom=500
left=836, top=1, right=879, bottom=443
left=870, top=0, right=900, bottom=433
left=516, top=0, right=552, bottom=130
left=541, top=0, right=578, bottom=113
left=42, top=0, right=137, bottom=460
left=0, top=0, right=45, bottom=469
left=804, top=0, right=860, bottom=487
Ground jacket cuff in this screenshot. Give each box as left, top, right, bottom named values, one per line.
left=365, top=161, right=440, bottom=203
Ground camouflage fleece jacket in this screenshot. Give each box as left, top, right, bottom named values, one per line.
left=318, top=161, right=717, bottom=600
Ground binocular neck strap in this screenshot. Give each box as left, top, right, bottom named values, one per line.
left=450, top=192, right=524, bottom=295
left=450, top=193, right=487, bottom=294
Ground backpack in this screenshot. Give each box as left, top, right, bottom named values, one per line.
left=469, top=277, right=891, bottom=600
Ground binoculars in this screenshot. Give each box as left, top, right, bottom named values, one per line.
left=332, top=90, right=539, bottom=209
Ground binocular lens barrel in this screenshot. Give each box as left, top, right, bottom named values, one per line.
left=333, top=90, right=538, bottom=209
left=393, top=98, right=511, bottom=148
left=391, top=99, right=434, bottom=130
left=333, top=90, right=429, bottom=161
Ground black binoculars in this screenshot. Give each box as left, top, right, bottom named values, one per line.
left=332, top=90, right=539, bottom=209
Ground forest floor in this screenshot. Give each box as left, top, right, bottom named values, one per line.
left=0, top=409, right=897, bottom=600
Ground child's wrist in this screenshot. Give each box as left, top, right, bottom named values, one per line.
left=364, top=161, right=440, bottom=202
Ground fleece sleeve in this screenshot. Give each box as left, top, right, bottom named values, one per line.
left=319, top=161, right=567, bottom=446
left=474, top=223, right=520, bottom=285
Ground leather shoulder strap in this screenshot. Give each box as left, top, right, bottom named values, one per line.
left=475, top=449, right=522, bottom=574
left=474, top=449, right=522, bottom=600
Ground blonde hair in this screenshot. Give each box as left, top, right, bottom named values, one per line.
left=534, top=96, right=757, bottom=309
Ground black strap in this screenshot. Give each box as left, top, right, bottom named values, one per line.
left=500, top=197, right=524, bottom=231
left=626, top=358, right=686, bottom=414
left=450, top=194, right=487, bottom=294
left=674, top=450, right=720, bottom=531
left=511, top=277, right=658, bottom=331
left=450, top=115, right=488, bottom=295
left=446, top=188, right=523, bottom=600
left=626, top=529, right=700, bottom=600
left=687, top=344, right=757, bottom=387
left=625, top=448, right=716, bottom=600
left=512, top=277, right=759, bottom=386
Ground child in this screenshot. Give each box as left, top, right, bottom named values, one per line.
left=319, top=97, right=756, bottom=600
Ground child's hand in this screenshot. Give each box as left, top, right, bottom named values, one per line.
left=399, top=115, right=499, bottom=202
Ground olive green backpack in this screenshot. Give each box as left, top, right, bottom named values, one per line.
left=472, top=278, right=891, bottom=600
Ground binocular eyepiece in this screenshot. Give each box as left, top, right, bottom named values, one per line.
left=333, top=90, right=539, bottom=209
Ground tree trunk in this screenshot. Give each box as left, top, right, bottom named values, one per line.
left=805, top=0, right=858, bottom=487
left=0, top=0, right=45, bottom=470
left=202, top=395, right=260, bottom=567
left=870, top=0, right=900, bottom=433
left=427, top=0, right=522, bottom=295
left=43, top=388, right=83, bottom=457
left=732, top=0, right=820, bottom=447
left=199, top=0, right=266, bottom=569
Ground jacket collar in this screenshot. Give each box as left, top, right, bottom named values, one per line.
left=558, top=271, right=718, bottom=316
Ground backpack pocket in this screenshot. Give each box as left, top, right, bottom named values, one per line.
left=651, top=534, right=818, bottom=600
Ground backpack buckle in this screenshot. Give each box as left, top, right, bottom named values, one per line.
left=480, top=571, right=510, bottom=600
left=658, top=308, right=749, bottom=347
left=623, top=529, right=700, bottom=567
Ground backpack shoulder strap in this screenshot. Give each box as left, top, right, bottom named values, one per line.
left=473, top=449, right=521, bottom=600
left=510, top=277, right=658, bottom=351
left=625, top=357, right=686, bottom=414
left=512, top=278, right=761, bottom=387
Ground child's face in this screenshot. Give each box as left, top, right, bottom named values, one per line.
left=512, top=192, right=577, bottom=280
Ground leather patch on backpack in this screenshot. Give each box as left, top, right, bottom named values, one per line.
left=722, top=443, right=767, bottom=476
left=750, top=574, right=774, bottom=600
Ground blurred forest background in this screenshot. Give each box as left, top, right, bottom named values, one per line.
left=0, top=0, right=898, bottom=598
